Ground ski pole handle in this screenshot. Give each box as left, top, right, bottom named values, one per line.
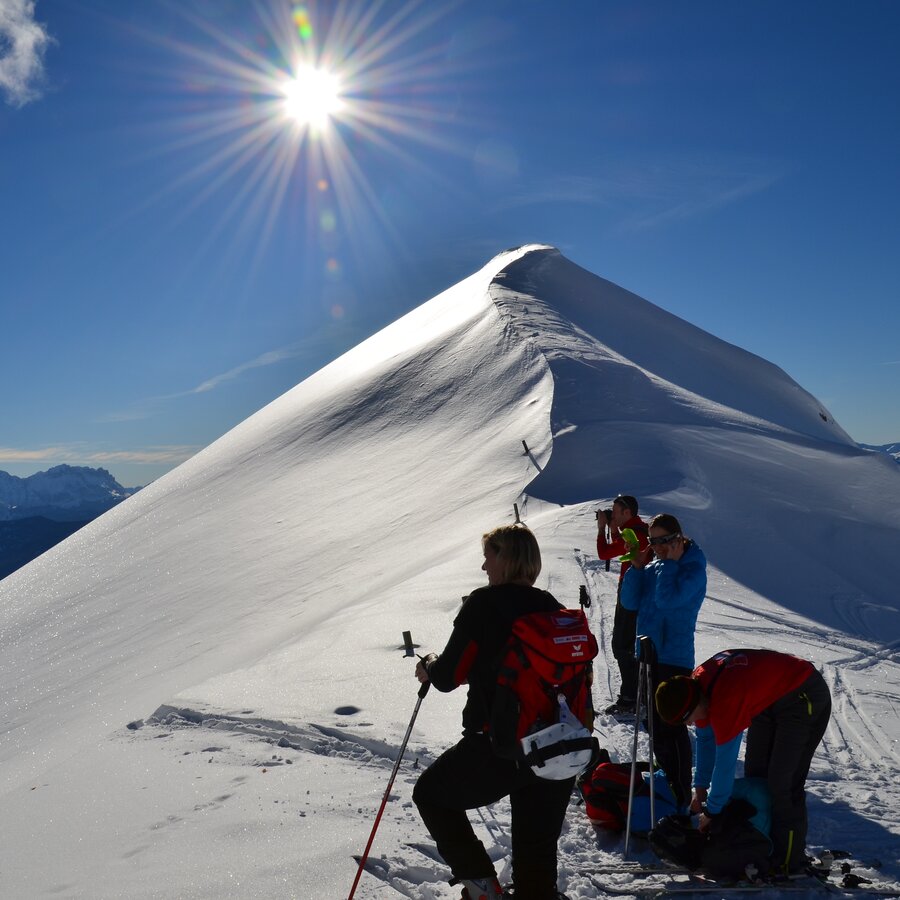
left=415, top=653, right=431, bottom=698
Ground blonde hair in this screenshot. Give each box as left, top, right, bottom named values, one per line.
left=481, top=524, right=542, bottom=585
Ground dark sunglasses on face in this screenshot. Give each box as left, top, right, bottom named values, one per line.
left=649, top=532, right=681, bottom=547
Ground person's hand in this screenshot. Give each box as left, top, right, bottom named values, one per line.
left=415, top=653, right=437, bottom=684
left=690, top=787, right=708, bottom=814
left=630, top=544, right=652, bottom=569
left=698, top=812, right=713, bottom=833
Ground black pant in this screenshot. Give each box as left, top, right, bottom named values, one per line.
left=645, top=662, right=693, bottom=808
left=412, top=733, right=574, bottom=900
left=612, top=593, right=638, bottom=701
left=744, top=670, right=832, bottom=874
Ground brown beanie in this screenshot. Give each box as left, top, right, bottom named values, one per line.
left=655, top=676, right=702, bottom=724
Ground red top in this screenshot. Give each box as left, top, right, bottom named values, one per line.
left=694, top=649, right=815, bottom=745
left=596, top=515, right=648, bottom=582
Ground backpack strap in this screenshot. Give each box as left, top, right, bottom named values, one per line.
left=702, top=650, right=737, bottom=700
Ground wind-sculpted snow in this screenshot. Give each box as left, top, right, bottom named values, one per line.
left=0, top=245, right=898, bottom=897
left=489, top=249, right=900, bottom=644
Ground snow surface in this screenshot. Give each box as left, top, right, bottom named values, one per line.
left=1, top=245, right=898, bottom=899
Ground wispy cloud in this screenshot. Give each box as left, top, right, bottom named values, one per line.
left=96, top=345, right=309, bottom=423
left=101, top=325, right=363, bottom=423
left=0, top=445, right=69, bottom=462
left=0, top=0, right=53, bottom=108
left=496, top=156, right=784, bottom=233
left=0, top=445, right=200, bottom=467
left=189, top=347, right=299, bottom=395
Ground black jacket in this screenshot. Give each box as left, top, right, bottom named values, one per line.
left=426, top=583, right=562, bottom=735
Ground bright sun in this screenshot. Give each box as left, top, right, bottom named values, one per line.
left=154, top=2, right=470, bottom=265
left=281, top=65, right=344, bottom=129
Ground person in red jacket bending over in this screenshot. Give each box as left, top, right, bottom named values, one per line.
left=596, top=494, right=649, bottom=714
left=655, top=649, right=832, bottom=877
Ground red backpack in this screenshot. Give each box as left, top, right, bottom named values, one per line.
left=488, top=608, right=599, bottom=778
left=580, top=756, right=651, bottom=829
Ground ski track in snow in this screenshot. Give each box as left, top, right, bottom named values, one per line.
left=575, top=548, right=620, bottom=706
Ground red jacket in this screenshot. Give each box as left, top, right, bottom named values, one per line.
left=694, top=649, right=815, bottom=745
left=596, top=515, right=648, bottom=582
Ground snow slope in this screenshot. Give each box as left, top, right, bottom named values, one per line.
left=1, top=245, right=897, bottom=899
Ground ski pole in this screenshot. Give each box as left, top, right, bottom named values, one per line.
left=639, top=637, right=657, bottom=830
left=624, top=636, right=657, bottom=855
left=623, top=654, right=644, bottom=858
left=348, top=655, right=430, bottom=900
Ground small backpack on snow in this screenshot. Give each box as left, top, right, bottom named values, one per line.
left=488, top=607, right=599, bottom=780
left=579, top=750, right=678, bottom=833
left=649, top=797, right=772, bottom=880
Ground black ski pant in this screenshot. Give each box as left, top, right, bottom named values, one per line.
left=611, top=590, right=638, bottom=701
left=744, top=670, right=832, bottom=874
left=645, top=661, right=693, bottom=808
left=412, top=733, right=574, bottom=900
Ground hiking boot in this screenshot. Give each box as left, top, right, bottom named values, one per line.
left=460, top=876, right=503, bottom=899
left=604, top=697, right=636, bottom=715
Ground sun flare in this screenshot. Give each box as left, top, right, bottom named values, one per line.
left=281, top=65, right=343, bottom=129
left=147, top=2, right=478, bottom=275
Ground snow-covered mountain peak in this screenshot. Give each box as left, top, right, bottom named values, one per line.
left=493, top=246, right=850, bottom=443
left=0, top=463, right=138, bottom=521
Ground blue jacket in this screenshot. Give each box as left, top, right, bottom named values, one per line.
left=619, top=540, right=707, bottom=669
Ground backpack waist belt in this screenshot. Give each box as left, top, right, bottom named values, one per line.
left=523, top=735, right=599, bottom=768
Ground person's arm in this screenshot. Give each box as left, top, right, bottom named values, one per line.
left=693, top=724, right=715, bottom=789
left=597, top=529, right=626, bottom=561
left=652, top=553, right=707, bottom=609
left=705, top=732, right=742, bottom=814
left=418, top=625, right=479, bottom=692
left=619, top=563, right=649, bottom=610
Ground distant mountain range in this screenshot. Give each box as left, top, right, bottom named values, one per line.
left=860, top=442, right=900, bottom=462
left=0, top=465, right=140, bottom=579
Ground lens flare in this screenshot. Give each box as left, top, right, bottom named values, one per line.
left=292, top=6, right=313, bottom=41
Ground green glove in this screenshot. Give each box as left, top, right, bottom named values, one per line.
left=618, top=527, right=641, bottom=562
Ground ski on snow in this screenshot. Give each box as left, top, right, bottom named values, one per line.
left=588, top=875, right=900, bottom=897
left=585, top=866, right=900, bottom=898
left=583, top=852, right=898, bottom=898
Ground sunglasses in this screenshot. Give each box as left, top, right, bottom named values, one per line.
left=648, top=532, right=681, bottom=547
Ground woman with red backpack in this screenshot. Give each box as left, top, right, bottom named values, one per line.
left=413, top=524, right=579, bottom=900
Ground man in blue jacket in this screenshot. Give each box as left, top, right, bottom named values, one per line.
left=620, top=513, right=707, bottom=807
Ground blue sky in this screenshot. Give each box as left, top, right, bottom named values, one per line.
left=2, top=0, right=898, bottom=487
